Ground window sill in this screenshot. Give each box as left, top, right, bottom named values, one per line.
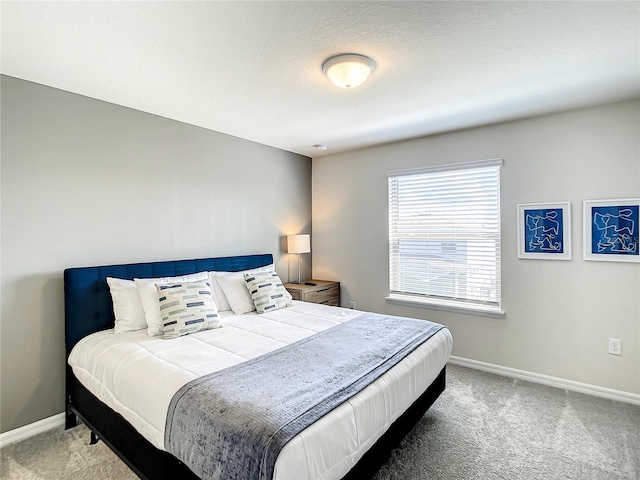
left=385, top=295, right=505, bottom=319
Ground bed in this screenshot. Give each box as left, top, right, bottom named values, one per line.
left=64, top=253, right=452, bottom=480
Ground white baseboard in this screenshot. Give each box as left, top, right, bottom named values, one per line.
left=449, top=355, right=640, bottom=406
left=0, top=412, right=66, bottom=448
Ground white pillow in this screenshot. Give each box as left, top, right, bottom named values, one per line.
left=215, top=271, right=255, bottom=314
left=208, top=264, right=274, bottom=312
left=207, top=272, right=232, bottom=311
left=157, top=280, right=221, bottom=339
left=106, top=277, right=147, bottom=334
left=135, top=271, right=209, bottom=336
left=244, top=271, right=292, bottom=314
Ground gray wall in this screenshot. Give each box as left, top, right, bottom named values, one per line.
left=312, top=100, right=640, bottom=394
left=0, top=75, right=312, bottom=432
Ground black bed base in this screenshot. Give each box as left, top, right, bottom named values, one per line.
left=342, top=366, right=446, bottom=480
left=66, top=367, right=199, bottom=479
left=66, top=366, right=446, bottom=480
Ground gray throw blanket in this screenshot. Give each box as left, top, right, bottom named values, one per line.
left=165, top=312, right=444, bottom=480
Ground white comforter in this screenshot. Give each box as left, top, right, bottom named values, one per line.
left=69, top=301, right=452, bottom=480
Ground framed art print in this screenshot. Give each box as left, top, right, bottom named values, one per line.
left=517, top=202, right=571, bottom=260
left=583, top=198, right=639, bottom=262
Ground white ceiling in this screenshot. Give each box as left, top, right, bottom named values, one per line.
left=2, top=1, right=639, bottom=158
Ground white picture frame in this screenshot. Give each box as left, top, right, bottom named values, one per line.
left=583, top=198, right=640, bottom=263
left=517, top=202, right=571, bottom=260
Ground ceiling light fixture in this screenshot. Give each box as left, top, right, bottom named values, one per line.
left=322, top=54, right=376, bottom=89
left=313, top=144, right=328, bottom=151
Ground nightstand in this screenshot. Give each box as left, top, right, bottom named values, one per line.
left=284, top=280, right=340, bottom=306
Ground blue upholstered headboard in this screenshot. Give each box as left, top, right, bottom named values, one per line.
left=64, top=253, right=273, bottom=355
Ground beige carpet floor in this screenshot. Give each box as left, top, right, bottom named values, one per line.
left=1, top=364, right=639, bottom=479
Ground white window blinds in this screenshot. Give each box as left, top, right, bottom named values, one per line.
left=388, top=159, right=502, bottom=311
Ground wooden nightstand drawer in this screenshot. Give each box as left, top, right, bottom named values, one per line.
left=305, top=286, right=340, bottom=305
left=288, top=289, right=303, bottom=301
left=285, top=280, right=340, bottom=306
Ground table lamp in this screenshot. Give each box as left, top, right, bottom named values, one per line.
left=287, top=234, right=310, bottom=284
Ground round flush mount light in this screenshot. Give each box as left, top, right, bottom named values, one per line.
left=322, top=54, right=376, bottom=89
left=313, top=144, right=328, bottom=151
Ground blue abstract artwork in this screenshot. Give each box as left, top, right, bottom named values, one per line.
left=590, top=205, right=639, bottom=256
left=524, top=208, right=564, bottom=254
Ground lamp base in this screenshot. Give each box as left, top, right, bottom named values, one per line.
left=290, top=280, right=304, bottom=284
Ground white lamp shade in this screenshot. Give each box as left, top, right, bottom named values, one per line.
left=287, top=234, right=311, bottom=254
left=322, top=54, right=376, bottom=89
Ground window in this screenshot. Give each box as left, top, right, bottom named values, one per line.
left=387, top=158, right=503, bottom=315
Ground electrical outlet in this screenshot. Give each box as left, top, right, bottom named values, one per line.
left=349, top=301, right=356, bottom=309
left=608, top=338, right=622, bottom=356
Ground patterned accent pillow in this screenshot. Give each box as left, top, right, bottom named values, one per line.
left=156, top=280, right=221, bottom=339
left=135, top=271, right=209, bottom=337
left=243, top=271, right=292, bottom=314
